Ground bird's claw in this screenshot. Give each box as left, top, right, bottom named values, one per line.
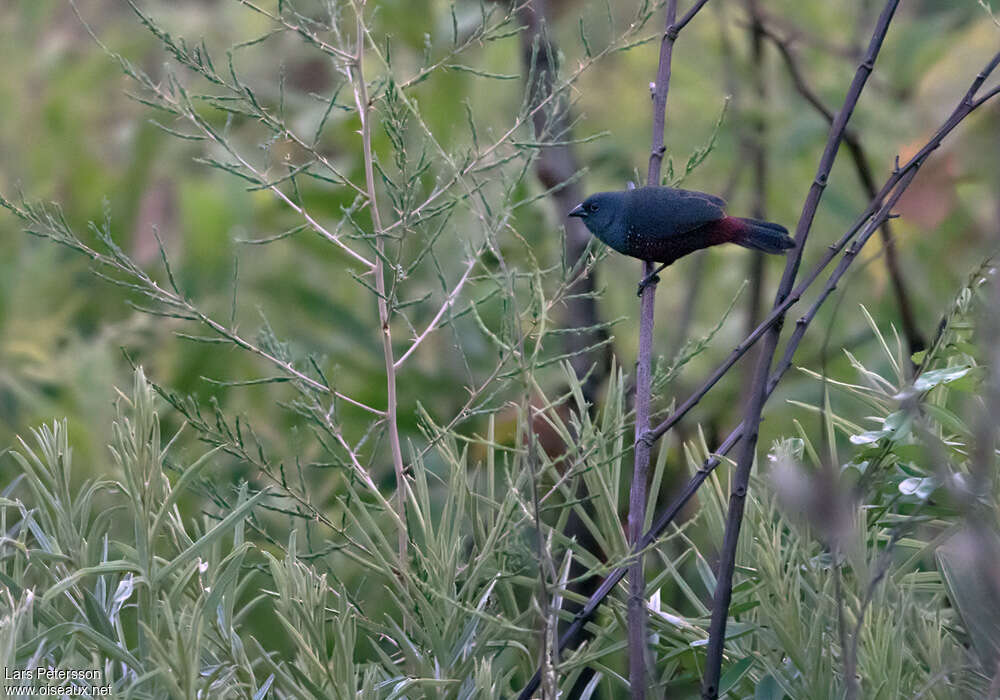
left=636, top=274, right=660, bottom=296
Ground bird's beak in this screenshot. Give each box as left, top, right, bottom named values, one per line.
left=568, top=203, right=586, bottom=218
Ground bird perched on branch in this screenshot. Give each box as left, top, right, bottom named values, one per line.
left=569, top=185, right=795, bottom=294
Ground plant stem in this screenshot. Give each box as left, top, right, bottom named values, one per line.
left=759, top=20, right=925, bottom=361
left=512, top=1, right=715, bottom=695
left=629, top=276, right=657, bottom=699
left=700, top=2, right=900, bottom=695
left=629, top=0, right=683, bottom=692
left=350, top=4, right=408, bottom=568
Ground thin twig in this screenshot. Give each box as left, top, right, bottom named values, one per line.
left=758, top=19, right=925, bottom=360
left=348, top=1, right=409, bottom=566
left=236, top=0, right=355, bottom=61
left=702, top=3, right=899, bottom=694
left=393, top=255, right=479, bottom=369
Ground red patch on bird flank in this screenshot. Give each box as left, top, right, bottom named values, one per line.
left=710, top=216, right=743, bottom=245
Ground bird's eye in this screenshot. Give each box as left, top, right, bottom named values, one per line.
left=589, top=203, right=599, bottom=212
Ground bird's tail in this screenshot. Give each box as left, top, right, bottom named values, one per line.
left=730, top=217, right=796, bottom=254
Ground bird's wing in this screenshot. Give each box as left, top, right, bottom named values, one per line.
left=685, top=189, right=726, bottom=208
left=628, top=187, right=726, bottom=238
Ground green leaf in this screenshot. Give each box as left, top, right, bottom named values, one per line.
left=695, top=552, right=717, bottom=596
left=911, top=365, right=971, bottom=392
left=151, top=443, right=228, bottom=539
left=923, top=404, right=971, bottom=437
left=19, top=622, right=140, bottom=669
left=42, top=561, right=138, bottom=604
left=719, top=655, right=754, bottom=696
left=154, top=487, right=268, bottom=585
left=755, top=674, right=785, bottom=700
left=81, top=588, right=117, bottom=641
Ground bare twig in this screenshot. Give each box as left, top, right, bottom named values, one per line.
left=701, top=2, right=901, bottom=693
left=759, top=20, right=925, bottom=360
left=630, top=0, right=681, bottom=694
left=754, top=4, right=859, bottom=60
left=393, top=255, right=479, bottom=369
left=348, top=2, right=409, bottom=566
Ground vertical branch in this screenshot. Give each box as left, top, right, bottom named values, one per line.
left=631, top=2, right=712, bottom=694
left=350, top=2, right=408, bottom=567
left=700, top=2, right=900, bottom=697
left=629, top=268, right=657, bottom=700
left=630, top=0, right=679, bottom=691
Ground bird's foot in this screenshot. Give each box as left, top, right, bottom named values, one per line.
left=636, top=274, right=660, bottom=296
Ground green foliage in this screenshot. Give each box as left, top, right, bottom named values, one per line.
left=685, top=259, right=1000, bottom=699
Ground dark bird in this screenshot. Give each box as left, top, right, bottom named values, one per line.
left=569, top=185, right=795, bottom=294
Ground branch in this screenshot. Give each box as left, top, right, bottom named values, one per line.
left=348, top=2, right=409, bottom=566
left=703, top=2, right=901, bottom=694
left=514, top=1, right=715, bottom=696
left=759, top=19, right=925, bottom=359
left=236, top=0, right=355, bottom=61
left=393, top=254, right=479, bottom=369
left=631, top=0, right=679, bottom=694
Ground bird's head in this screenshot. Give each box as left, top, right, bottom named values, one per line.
left=568, top=191, right=624, bottom=239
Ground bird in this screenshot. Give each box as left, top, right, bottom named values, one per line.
left=569, top=185, right=795, bottom=295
